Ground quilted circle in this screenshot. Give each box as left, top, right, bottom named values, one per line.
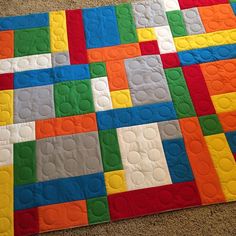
left=19, top=108, right=32, bottom=120
left=64, top=159, right=79, bottom=172
left=18, top=125, right=34, bottom=139
left=108, top=174, right=123, bottom=189
left=153, top=167, right=167, bottom=182
left=0, top=148, right=11, bottom=163
left=42, top=162, right=57, bottom=177
left=19, top=145, right=34, bottom=159
left=95, top=80, right=107, bottom=91
left=127, top=151, right=141, bottom=164
left=0, top=129, right=10, bottom=142
left=123, top=130, right=136, bottom=143
left=40, top=141, right=55, bottom=155
left=202, top=183, right=218, bottom=198
left=62, top=138, right=77, bottom=151
left=90, top=200, right=107, bottom=217
left=0, top=193, right=9, bottom=209
left=209, top=137, right=225, bottom=151
left=131, top=171, right=145, bottom=185
left=0, top=217, right=11, bottom=233
left=106, top=153, right=121, bottom=167
left=42, top=208, right=58, bottom=225
left=158, top=189, right=174, bottom=204
left=148, top=148, right=162, bottom=162
left=66, top=204, right=84, bottom=222
left=54, top=54, right=67, bottom=64
left=19, top=166, right=33, bottom=181
left=59, top=102, right=73, bottom=114
left=143, top=127, right=157, bottom=140
left=189, top=140, right=203, bottom=154
left=218, top=158, right=234, bottom=172
left=79, top=100, right=92, bottom=112
left=19, top=188, right=34, bottom=204
left=135, top=4, right=145, bottom=13
left=85, top=155, right=100, bottom=170
left=227, top=181, right=236, bottom=195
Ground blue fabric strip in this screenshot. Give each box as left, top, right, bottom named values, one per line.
left=178, top=44, right=236, bottom=66
left=96, top=102, right=177, bottom=130
left=14, top=172, right=106, bottom=210
left=0, top=13, right=49, bottom=31
left=14, top=64, right=90, bottom=89
left=162, top=138, right=194, bottom=183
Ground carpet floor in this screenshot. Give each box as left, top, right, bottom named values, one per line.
left=1, top=0, right=236, bottom=235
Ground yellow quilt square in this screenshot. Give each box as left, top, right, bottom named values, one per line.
left=111, top=89, right=132, bottom=109
left=0, top=90, right=13, bottom=126
left=105, top=170, right=127, bottom=195
left=137, top=28, right=157, bottom=42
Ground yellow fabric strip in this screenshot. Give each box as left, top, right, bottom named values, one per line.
left=49, top=11, right=69, bottom=52
left=205, top=134, right=236, bottom=201
left=211, top=92, right=236, bottom=113
left=174, top=29, right=236, bottom=51
left=0, top=90, right=13, bottom=126
left=0, top=165, right=14, bottom=235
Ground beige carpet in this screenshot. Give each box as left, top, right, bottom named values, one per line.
left=1, top=0, right=236, bottom=235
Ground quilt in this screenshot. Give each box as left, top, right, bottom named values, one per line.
left=1, top=0, right=236, bottom=235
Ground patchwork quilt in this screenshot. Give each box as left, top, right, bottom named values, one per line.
left=1, top=0, right=236, bottom=235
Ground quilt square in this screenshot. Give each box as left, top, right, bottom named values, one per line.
left=0, top=0, right=236, bottom=235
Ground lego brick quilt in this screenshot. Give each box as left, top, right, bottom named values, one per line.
left=1, top=0, right=236, bottom=235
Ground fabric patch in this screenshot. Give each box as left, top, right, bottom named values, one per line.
left=132, top=0, right=168, bottom=28
left=36, top=132, right=103, bottom=181
left=83, top=6, right=120, bottom=49
left=51, top=52, right=70, bottom=67
left=98, top=129, right=123, bottom=172
left=14, top=27, right=50, bottom=57
left=91, top=77, right=113, bottom=112
left=0, top=144, right=13, bottom=167
left=14, top=141, right=36, bottom=186
left=86, top=196, right=110, bottom=224
left=14, top=85, right=55, bottom=123
left=54, top=80, right=94, bottom=117
left=1, top=0, right=236, bottom=235
left=182, top=8, right=205, bottom=35
left=158, top=120, right=182, bottom=140
left=125, top=55, right=172, bottom=106
left=49, top=11, right=68, bottom=53
left=117, top=123, right=172, bottom=190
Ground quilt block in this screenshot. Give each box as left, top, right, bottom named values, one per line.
left=0, top=0, right=236, bottom=235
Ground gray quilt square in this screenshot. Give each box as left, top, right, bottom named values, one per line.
left=36, top=132, right=104, bottom=181
left=52, top=52, right=70, bottom=67
left=14, top=85, right=55, bottom=123
left=125, top=55, right=172, bottom=106
left=132, top=0, right=168, bottom=28
left=158, top=120, right=183, bottom=140
left=182, top=8, right=205, bottom=35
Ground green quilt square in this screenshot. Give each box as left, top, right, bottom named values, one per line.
left=14, top=27, right=50, bottom=57
left=89, top=62, right=107, bottom=78
left=87, top=196, right=110, bottom=224
left=14, top=141, right=36, bottom=186
left=99, top=129, right=123, bottom=172
left=115, top=3, right=138, bottom=44
left=54, top=80, right=95, bottom=117
left=199, top=114, right=223, bottom=136
left=166, top=10, right=187, bottom=37
left=165, top=67, right=196, bottom=118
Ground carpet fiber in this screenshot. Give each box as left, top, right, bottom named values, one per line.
left=1, top=0, right=236, bottom=235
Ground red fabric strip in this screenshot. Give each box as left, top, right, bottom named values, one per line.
left=66, top=9, right=88, bottom=64
left=108, top=181, right=201, bottom=221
